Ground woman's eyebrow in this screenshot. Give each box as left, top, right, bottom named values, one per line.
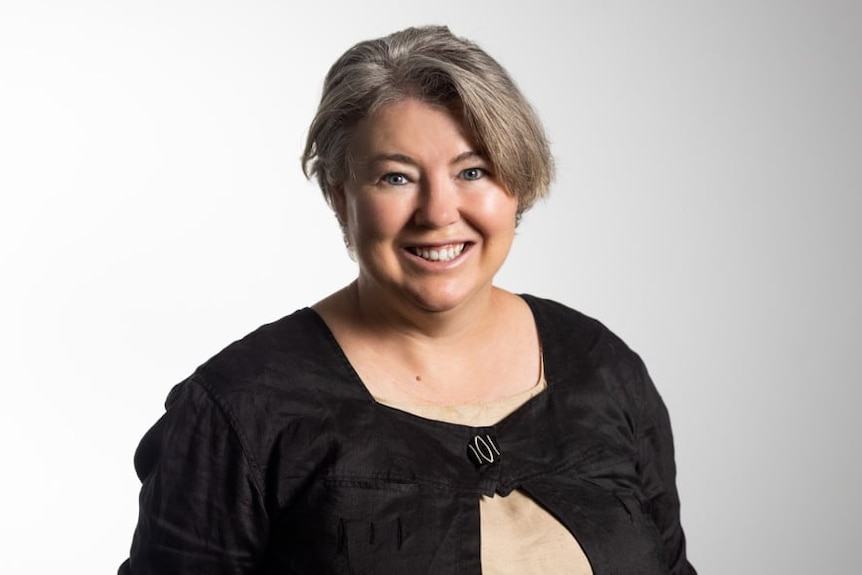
left=365, top=153, right=418, bottom=167
left=362, top=150, right=485, bottom=168
left=450, top=150, right=485, bottom=165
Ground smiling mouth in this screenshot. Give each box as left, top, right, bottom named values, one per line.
left=407, top=243, right=467, bottom=262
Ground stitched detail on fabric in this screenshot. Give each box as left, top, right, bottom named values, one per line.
left=337, top=518, right=346, bottom=551
left=191, top=374, right=268, bottom=505
left=396, top=517, right=403, bottom=550
left=323, top=477, right=419, bottom=493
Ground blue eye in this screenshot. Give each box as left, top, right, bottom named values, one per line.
left=382, top=173, right=409, bottom=185
left=460, top=168, right=486, bottom=181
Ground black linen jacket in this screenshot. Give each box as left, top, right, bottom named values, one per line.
left=119, top=295, right=696, bottom=574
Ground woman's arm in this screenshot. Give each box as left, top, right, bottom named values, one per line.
left=633, top=359, right=697, bottom=575
left=119, top=378, right=269, bottom=575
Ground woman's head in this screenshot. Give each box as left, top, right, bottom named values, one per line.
left=302, top=25, right=553, bottom=216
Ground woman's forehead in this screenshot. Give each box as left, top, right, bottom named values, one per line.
left=348, top=99, right=478, bottom=163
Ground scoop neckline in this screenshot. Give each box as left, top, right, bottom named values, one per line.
left=304, top=293, right=553, bottom=431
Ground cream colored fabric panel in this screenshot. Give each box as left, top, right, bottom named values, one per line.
left=480, top=489, right=591, bottom=575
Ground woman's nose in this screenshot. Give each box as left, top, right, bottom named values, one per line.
left=414, top=175, right=459, bottom=228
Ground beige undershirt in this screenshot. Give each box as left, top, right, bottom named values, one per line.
left=375, top=363, right=593, bottom=575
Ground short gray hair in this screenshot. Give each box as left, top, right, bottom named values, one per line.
left=301, top=25, right=553, bottom=214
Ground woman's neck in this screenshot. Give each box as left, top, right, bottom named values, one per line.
left=313, top=280, right=539, bottom=406
left=347, top=279, right=502, bottom=342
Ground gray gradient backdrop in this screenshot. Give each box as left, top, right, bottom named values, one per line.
left=2, top=1, right=860, bottom=573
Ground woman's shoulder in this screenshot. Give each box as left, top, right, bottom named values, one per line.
left=522, top=294, right=666, bottom=426
left=134, top=308, right=348, bottom=514
left=153, top=307, right=354, bottom=460
left=180, top=307, right=351, bottom=401
left=519, top=294, right=627, bottom=351
left=521, top=294, right=650, bottom=389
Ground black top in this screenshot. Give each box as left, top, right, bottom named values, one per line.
left=119, top=295, right=696, bottom=574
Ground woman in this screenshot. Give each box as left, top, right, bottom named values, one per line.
left=120, top=26, right=695, bottom=574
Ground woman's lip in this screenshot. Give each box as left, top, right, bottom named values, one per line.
left=404, top=240, right=472, bottom=249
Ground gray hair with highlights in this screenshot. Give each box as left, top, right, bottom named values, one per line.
left=301, top=25, right=554, bottom=215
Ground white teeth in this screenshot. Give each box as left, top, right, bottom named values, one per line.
left=411, top=243, right=465, bottom=262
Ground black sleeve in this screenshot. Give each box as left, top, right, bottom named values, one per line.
left=633, top=358, right=697, bottom=575
left=118, top=378, right=269, bottom=574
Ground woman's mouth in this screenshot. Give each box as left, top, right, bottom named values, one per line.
left=407, top=243, right=467, bottom=262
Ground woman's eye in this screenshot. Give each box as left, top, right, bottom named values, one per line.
left=382, top=173, right=409, bottom=185
left=460, top=168, right=486, bottom=181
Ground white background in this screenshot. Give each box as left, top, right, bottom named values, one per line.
left=2, top=1, right=860, bottom=573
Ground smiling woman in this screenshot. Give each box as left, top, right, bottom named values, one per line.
left=332, top=99, right=520, bottom=323
left=119, top=25, right=696, bottom=574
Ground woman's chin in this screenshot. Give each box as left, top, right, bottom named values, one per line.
left=399, top=282, right=493, bottom=316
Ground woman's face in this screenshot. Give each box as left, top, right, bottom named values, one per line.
left=334, top=98, right=519, bottom=315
